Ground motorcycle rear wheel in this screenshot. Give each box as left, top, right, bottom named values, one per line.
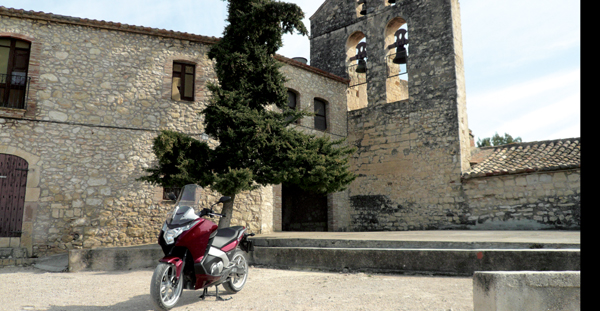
left=223, top=249, right=249, bottom=293
left=150, top=262, right=184, bottom=311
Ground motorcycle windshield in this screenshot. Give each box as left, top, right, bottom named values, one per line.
left=166, top=184, right=203, bottom=226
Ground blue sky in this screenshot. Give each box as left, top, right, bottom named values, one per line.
left=2, top=0, right=580, bottom=143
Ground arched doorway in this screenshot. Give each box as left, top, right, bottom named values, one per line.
left=281, top=183, right=328, bottom=231
left=0, top=154, right=28, bottom=237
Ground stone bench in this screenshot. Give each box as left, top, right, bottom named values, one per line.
left=473, top=271, right=580, bottom=311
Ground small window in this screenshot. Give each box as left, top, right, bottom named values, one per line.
left=172, top=62, right=195, bottom=101
left=163, top=186, right=182, bottom=201
left=287, top=90, right=297, bottom=123
left=314, top=99, right=327, bottom=131
left=287, top=90, right=297, bottom=110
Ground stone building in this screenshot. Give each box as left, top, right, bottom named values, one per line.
left=0, top=6, right=349, bottom=259
left=0, top=0, right=580, bottom=262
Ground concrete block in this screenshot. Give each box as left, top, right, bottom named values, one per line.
left=69, top=244, right=163, bottom=272
left=473, top=271, right=580, bottom=311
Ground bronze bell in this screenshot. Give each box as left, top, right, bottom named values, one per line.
left=393, top=47, right=407, bottom=64
left=356, top=59, right=367, bottom=73
left=359, top=5, right=366, bottom=15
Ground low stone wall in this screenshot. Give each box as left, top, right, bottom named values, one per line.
left=462, top=169, right=580, bottom=230
left=68, top=244, right=163, bottom=272
left=473, top=271, right=580, bottom=311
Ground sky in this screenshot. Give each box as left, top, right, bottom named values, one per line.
left=2, top=0, right=580, bottom=143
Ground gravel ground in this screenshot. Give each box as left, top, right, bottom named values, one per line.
left=1, top=265, right=473, bottom=311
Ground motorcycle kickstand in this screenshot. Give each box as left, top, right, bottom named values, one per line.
left=199, top=286, right=232, bottom=301
left=199, top=287, right=208, bottom=300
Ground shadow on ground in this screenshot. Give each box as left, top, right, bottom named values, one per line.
left=40, top=289, right=233, bottom=311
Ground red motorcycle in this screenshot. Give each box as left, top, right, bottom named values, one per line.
left=150, top=184, right=254, bottom=311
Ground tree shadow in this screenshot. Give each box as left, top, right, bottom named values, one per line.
left=41, top=287, right=234, bottom=311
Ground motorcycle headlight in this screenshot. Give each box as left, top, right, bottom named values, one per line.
left=162, top=220, right=199, bottom=245
left=163, top=227, right=184, bottom=245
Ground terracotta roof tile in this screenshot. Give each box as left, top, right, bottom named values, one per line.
left=462, top=137, right=580, bottom=179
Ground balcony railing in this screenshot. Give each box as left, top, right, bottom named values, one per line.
left=0, top=73, right=31, bottom=110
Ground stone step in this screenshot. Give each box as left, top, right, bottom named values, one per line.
left=251, top=237, right=579, bottom=250
left=63, top=231, right=580, bottom=275
left=248, top=247, right=580, bottom=276
left=0, top=247, right=34, bottom=267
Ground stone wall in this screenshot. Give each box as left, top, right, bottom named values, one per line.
left=0, top=11, right=221, bottom=256
left=0, top=7, right=352, bottom=257
left=347, top=100, right=468, bottom=230
left=462, top=169, right=580, bottom=230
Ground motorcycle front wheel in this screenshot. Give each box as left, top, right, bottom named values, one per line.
left=150, top=262, right=184, bottom=311
left=223, top=249, right=249, bottom=293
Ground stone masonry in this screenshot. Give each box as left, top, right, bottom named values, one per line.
left=0, top=7, right=349, bottom=258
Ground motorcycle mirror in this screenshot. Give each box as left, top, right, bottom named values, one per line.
left=167, top=192, right=177, bottom=201
left=219, top=196, right=232, bottom=203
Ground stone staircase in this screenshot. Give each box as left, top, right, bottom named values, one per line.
left=246, top=231, right=580, bottom=276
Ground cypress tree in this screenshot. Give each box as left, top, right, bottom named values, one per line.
left=139, top=0, right=356, bottom=228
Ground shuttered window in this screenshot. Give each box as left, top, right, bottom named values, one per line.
left=314, top=98, right=327, bottom=131
left=287, top=90, right=297, bottom=123
left=171, top=62, right=195, bottom=101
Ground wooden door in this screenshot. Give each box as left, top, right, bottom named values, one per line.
left=282, top=183, right=328, bottom=232
left=0, top=154, right=28, bottom=237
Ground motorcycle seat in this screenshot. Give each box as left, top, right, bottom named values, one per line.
left=212, top=226, right=245, bottom=249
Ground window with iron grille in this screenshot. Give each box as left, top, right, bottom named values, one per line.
left=0, top=38, right=31, bottom=109
left=171, top=62, right=195, bottom=101
left=314, top=98, right=327, bottom=131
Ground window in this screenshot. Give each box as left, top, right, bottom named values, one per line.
left=0, top=38, right=31, bottom=109
left=171, top=62, right=195, bottom=101
left=314, top=98, right=327, bottom=131
left=287, top=90, right=298, bottom=123
left=163, top=186, right=182, bottom=201
left=287, top=90, right=297, bottom=110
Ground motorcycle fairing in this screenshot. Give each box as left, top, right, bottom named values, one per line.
left=159, top=256, right=185, bottom=279
left=191, top=227, right=246, bottom=290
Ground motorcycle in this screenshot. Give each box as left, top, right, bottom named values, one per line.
left=150, top=184, right=255, bottom=311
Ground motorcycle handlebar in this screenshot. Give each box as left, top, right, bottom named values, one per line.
left=209, top=212, right=226, bottom=218
left=200, top=208, right=226, bottom=218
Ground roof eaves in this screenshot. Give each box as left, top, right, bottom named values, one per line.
left=0, top=6, right=220, bottom=44
left=0, top=6, right=350, bottom=84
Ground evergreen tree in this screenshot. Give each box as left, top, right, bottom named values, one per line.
left=139, top=0, right=356, bottom=228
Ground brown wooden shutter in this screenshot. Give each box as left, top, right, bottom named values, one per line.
left=0, top=154, right=28, bottom=237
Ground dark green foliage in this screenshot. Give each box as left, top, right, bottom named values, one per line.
left=139, top=0, right=356, bottom=227
left=477, top=132, right=523, bottom=147
left=137, top=130, right=213, bottom=188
